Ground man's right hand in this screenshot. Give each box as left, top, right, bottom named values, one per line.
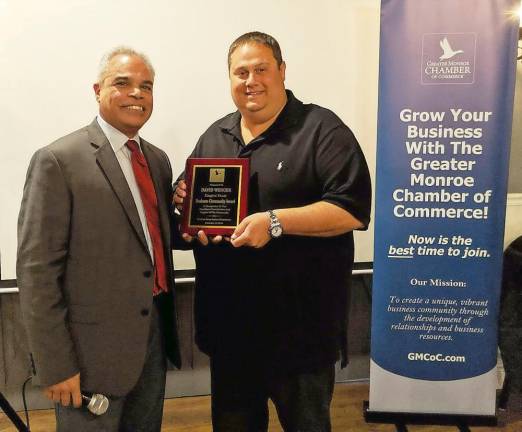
left=44, top=372, right=82, bottom=408
left=175, top=180, right=225, bottom=246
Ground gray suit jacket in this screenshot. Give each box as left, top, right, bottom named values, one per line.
left=17, top=119, right=181, bottom=397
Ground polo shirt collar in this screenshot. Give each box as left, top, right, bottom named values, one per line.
left=219, top=90, right=304, bottom=139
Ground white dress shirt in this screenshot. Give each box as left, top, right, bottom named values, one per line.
left=96, top=115, right=154, bottom=261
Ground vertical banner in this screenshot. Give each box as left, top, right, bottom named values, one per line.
left=370, top=0, right=520, bottom=416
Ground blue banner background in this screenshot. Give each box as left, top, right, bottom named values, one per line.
left=371, top=0, right=520, bottom=381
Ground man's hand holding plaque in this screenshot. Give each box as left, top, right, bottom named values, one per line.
left=175, top=180, right=223, bottom=245
left=177, top=158, right=249, bottom=243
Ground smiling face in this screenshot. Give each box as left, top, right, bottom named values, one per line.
left=229, top=42, right=287, bottom=125
left=94, top=54, right=153, bottom=137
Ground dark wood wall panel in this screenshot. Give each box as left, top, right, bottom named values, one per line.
left=1, top=275, right=372, bottom=392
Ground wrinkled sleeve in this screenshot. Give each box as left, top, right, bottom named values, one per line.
left=315, top=125, right=372, bottom=230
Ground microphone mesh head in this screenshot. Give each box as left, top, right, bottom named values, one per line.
left=87, top=393, right=109, bottom=415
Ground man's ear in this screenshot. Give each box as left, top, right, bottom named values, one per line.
left=93, top=83, right=100, bottom=102
left=279, top=61, right=286, bottom=82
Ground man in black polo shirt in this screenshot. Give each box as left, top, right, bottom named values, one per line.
left=175, top=31, right=371, bottom=432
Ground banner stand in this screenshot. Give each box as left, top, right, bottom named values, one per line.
left=363, top=401, right=497, bottom=431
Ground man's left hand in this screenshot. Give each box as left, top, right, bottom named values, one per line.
left=174, top=180, right=187, bottom=212
left=230, top=212, right=271, bottom=248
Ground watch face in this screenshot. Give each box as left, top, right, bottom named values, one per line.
left=271, top=225, right=283, bottom=238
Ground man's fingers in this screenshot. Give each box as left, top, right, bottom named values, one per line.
left=174, top=181, right=188, bottom=214
left=174, top=189, right=186, bottom=199
left=182, top=233, right=194, bottom=243
left=231, top=232, right=249, bottom=248
left=72, top=389, right=82, bottom=408
left=44, top=373, right=81, bottom=407
left=174, top=180, right=187, bottom=206
left=174, top=190, right=185, bottom=213
left=231, top=219, right=248, bottom=240
left=61, top=391, right=71, bottom=407
left=182, top=231, right=222, bottom=246
left=231, top=218, right=253, bottom=247
left=197, top=231, right=209, bottom=246
left=210, top=235, right=223, bottom=244
left=51, top=391, right=61, bottom=403
left=229, top=213, right=271, bottom=249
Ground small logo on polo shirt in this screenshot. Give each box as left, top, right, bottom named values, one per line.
left=209, top=168, right=225, bottom=182
left=277, top=161, right=284, bottom=171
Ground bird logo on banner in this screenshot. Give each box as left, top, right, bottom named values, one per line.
left=439, top=37, right=464, bottom=60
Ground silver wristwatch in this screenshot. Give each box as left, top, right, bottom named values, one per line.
left=268, top=210, right=283, bottom=239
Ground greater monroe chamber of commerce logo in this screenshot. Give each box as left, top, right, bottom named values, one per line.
left=421, top=33, right=476, bottom=85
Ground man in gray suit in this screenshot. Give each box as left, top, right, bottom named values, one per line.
left=17, top=47, right=180, bottom=431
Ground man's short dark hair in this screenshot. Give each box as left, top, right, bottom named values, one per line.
left=228, top=31, right=283, bottom=69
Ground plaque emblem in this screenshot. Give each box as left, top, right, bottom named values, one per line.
left=210, top=168, right=225, bottom=183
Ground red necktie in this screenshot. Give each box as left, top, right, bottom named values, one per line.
left=126, top=140, right=168, bottom=296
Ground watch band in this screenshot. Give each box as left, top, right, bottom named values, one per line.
left=268, top=210, right=283, bottom=238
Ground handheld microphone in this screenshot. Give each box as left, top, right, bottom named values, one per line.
left=81, top=393, right=109, bottom=415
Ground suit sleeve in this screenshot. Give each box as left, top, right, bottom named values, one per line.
left=17, top=148, right=79, bottom=387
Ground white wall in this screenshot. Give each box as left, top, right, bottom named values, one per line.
left=508, top=62, right=522, bottom=193
left=505, top=194, right=522, bottom=249
left=0, top=0, right=381, bottom=277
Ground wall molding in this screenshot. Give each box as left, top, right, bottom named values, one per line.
left=507, top=193, right=522, bottom=206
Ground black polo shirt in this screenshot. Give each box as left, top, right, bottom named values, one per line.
left=187, top=90, right=371, bottom=370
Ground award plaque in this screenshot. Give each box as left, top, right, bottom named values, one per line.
left=181, top=158, right=249, bottom=236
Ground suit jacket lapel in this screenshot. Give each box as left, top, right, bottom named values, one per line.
left=88, top=120, right=150, bottom=256
left=141, top=141, right=172, bottom=248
